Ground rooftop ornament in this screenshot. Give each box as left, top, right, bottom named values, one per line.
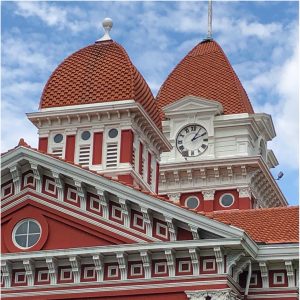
left=96, top=17, right=113, bottom=42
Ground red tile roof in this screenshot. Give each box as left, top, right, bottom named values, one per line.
left=3, top=140, right=298, bottom=245
left=156, top=39, right=254, bottom=118
left=205, top=206, right=299, bottom=244
left=40, top=40, right=161, bottom=128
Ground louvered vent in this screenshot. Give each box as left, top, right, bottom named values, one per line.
left=79, top=145, right=90, bottom=166
left=106, top=143, right=118, bottom=168
left=52, top=148, right=63, bottom=158
left=132, top=146, right=136, bottom=170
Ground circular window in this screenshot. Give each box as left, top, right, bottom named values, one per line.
left=108, top=128, right=118, bottom=138
left=220, top=194, right=234, bottom=207
left=81, top=131, right=91, bottom=141
left=185, top=197, right=200, bottom=209
left=13, top=219, right=41, bottom=249
left=53, top=134, right=63, bottom=143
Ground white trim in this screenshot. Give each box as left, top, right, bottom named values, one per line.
left=185, top=196, right=200, bottom=209
left=45, top=179, right=57, bottom=195
left=133, top=214, right=145, bottom=230
left=83, top=267, right=95, bottom=279
left=14, top=272, right=26, bottom=283
left=37, top=270, right=49, bottom=282
left=107, top=266, right=119, bottom=278
left=219, top=193, right=235, bottom=208
left=178, top=261, right=191, bottom=273
left=203, top=258, right=216, bottom=271
left=60, top=269, right=72, bottom=281
left=273, top=272, right=285, bottom=284
left=130, top=264, right=143, bottom=276
left=154, top=262, right=167, bottom=275
left=24, top=173, right=35, bottom=187
left=66, top=187, right=79, bottom=203
left=1, top=182, right=13, bottom=198
left=156, top=222, right=168, bottom=239
left=111, top=205, right=123, bottom=221
left=250, top=273, right=258, bottom=286
left=90, top=197, right=101, bottom=213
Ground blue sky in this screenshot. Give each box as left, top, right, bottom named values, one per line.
left=2, top=1, right=299, bottom=205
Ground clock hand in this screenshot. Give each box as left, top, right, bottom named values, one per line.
left=191, top=127, right=201, bottom=141
left=192, top=132, right=207, bottom=141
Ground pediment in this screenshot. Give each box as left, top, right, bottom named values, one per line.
left=163, top=95, right=223, bottom=117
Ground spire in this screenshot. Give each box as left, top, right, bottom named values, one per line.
left=207, top=0, right=213, bottom=40
left=96, top=17, right=113, bottom=42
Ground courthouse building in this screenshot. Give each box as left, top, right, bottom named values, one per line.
left=1, top=18, right=299, bottom=300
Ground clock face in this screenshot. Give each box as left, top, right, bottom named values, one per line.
left=176, top=124, right=208, bottom=157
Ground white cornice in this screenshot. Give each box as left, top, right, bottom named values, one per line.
left=256, top=244, right=299, bottom=261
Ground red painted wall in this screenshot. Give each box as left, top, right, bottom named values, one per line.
left=177, top=227, right=193, bottom=240
left=38, top=137, right=48, bottom=152
left=92, top=132, right=103, bottom=165
left=180, top=192, right=204, bottom=211
left=65, top=135, right=75, bottom=162
left=214, top=190, right=239, bottom=211
left=118, top=174, right=134, bottom=185
left=120, top=130, right=133, bottom=163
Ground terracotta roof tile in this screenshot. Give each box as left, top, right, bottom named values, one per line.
left=40, top=40, right=161, bottom=128
left=205, top=206, right=299, bottom=244
left=156, top=40, right=254, bottom=118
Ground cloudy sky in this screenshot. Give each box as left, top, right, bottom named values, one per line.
left=2, top=1, right=299, bottom=205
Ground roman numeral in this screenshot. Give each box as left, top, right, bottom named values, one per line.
left=201, top=144, right=207, bottom=149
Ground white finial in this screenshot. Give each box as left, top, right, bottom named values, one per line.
left=207, top=0, right=213, bottom=40
left=96, top=18, right=113, bottom=42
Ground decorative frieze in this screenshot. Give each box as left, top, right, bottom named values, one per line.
left=189, top=248, right=200, bottom=276
left=233, top=259, right=251, bottom=281
left=140, top=250, right=151, bottom=279
left=202, top=189, right=215, bottom=201
left=29, top=162, right=42, bottom=193
left=116, top=252, right=128, bottom=280
left=167, top=193, right=181, bottom=203
left=226, top=251, right=245, bottom=275
left=1, top=260, right=12, bottom=288
left=45, top=257, right=58, bottom=285
left=97, top=189, right=109, bottom=219
left=214, top=247, right=224, bottom=274
left=10, top=164, right=22, bottom=194
left=23, top=259, right=35, bottom=286
left=140, top=206, right=152, bottom=236
left=186, top=289, right=240, bottom=300
left=259, top=261, right=269, bottom=288
left=74, top=181, right=86, bottom=210
left=165, top=249, right=175, bottom=277
left=237, top=187, right=251, bottom=198
left=189, top=224, right=200, bottom=240
left=119, top=198, right=130, bottom=228
left=165, top=216, right=176, bottom=241
left=52, top=172, right=64, bottom=201
left=92, top=254, right=104, bottom=282
left=69, top=256, right=81, bottom=283
left=285, top=260, right=295, bottom=287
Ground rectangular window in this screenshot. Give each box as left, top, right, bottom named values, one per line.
left=45, top=179, right=57, bottom=195
left=203, top=259, right=216, bottom=271
left=38, top=270, right=49, bottom=282
left=90, top=197, right=101, bottom=213
left=131, top=264, right=143, bottom=276
left=108, top=266, right=119, bottom=278
left=156, top=222, right=168, bottom=239
left=154, top=262, right=167, bottom=275
left=66, top=187, right=79, bottom=203
left=24, top=173, right=35, bottom=187
left=1, top=183, right=13, bottom=198
left=274, top=272, right=285, bottom=284
left=178, top=261, right=191, bottom=273
left=250, top=273, right=258, bottom=286
left=84, top=267, right=95, bottom=279
left=15, top=272, right=26, bottom=283
left=112, top=205, right=123, bottom=221
left=133, top=214, right=145, bottom=230
left=60, top=269, right=72, bottom=281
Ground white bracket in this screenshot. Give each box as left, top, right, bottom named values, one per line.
left=226, top=251, right=245, bottom=275
left=185, top=289, right=239, bottom=300
left=202, top=189, right=215, bottom=201
left=116, top=252, right=128, bottom=280
left=285, top=261, right=295, bottom=287
left=165, top=249, right=175, bottom=277
left=140, top=206, right=152, bottom=236
left=93, top=254, right=104, bottom=282
left=29, top=161, right=42, bottom=193
left=97, top=189, right=109, bottom=219
left=69, top=256, right=81, bottom=283
left=189, top=248, right=200, bottom=276
left=233, top=259, right=251, bottom=281
left=214, top=247, right=224, bottom=274
left=167, top=193, right=181, bottom=203
left=165, top=216, right=176, bottom=241
left=140, top=250, right=151, bottom=279
left=119, top=198, right=130, bottom=228
left=23, top=259, right=35, bottom=286
left=10, top=164, right=21, bottom=194
left=52, top=172, right=64, bottom=201
left=188, top=224, right=199, bottom=240
left=1, top=260, right=12, bottom=288
left=259, top=261, right=269, bottom=288
left=74, top=181, right=86, bottom=210
left=46, top=257, right=58, bottom=285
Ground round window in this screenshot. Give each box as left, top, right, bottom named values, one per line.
left=13, top=219, right=41, bottom=249
left=53, top=134, right=63, bottom=143
left=186, top=197, right=200, bottom=209
left=220, top=194, right=234, bottom=207
left=81, top=131, right=91, bottom=141
left=108, top=128, right=118, bottom=138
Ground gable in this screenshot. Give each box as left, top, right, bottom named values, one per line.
left=162, top=95, right=223, bottom=117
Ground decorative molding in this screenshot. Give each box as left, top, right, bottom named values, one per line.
left=214, top=247, right=224, bottom=274
left=285, top=261, right=295, bottom=287
left=1, top=260, right=12, bottom=288
left=189, top=224, right=200, bottom=240
left=116, top=252, right=128, bottom=280
left=140, top=206, right=152, bottom=236
left=97, top=189, right=109, bottom=219
left=23, top=259, right=35, bottom=286
left=233, top=259, right=251, bottom=281
left=165, top=216, right=176, bottom=241
left=119, top=198, right=130, bottom=228
left=29, top=161, right=42, bottom=193
left=186, top=289, right=240, bottom=300
left=189, top=248, right=200, bottom=276
left=202, top=190, right=215, bottom=201
left=259, top=261, right=269, bottom=288
left=92, top=254, right=104, bottom=282
left=167, top=193, right=181, bottom=203
left=45, top=257, right=58, bottom=285
left=52, top=172, right=64, bottom=201
left=226, top=251, right=245, bottom=275
left=165, top=249, right=175, bottom=277
left=69, top=256, right=81, bottom=283
left=10, top=164, right=22, bottom=194
left=140, top=250, right=151, bottom=279
left=237, top=187, right=251, bottom=198
left=74, top=181, right=86, bottom=210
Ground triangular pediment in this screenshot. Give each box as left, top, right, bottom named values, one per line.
left=1, top=146, right=248, bottom=251
left=163, top=95, right=223, bottom=117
